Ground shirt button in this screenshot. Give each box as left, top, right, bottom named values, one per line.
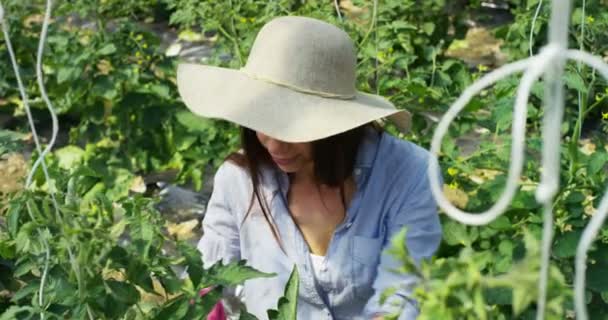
left=354, top=168, right=362, bottom=176
left=345, top=222, right=353, bottom=228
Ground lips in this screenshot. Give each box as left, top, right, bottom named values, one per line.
left=271, top=155, right=295, bottom=166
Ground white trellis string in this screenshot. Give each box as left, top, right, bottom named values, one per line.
left=29, top=0, right=60, bottom=193
left=1, top=1, right=56, bottom=318
left=529, top=0, right=543, bottom=56
left=0, top=1, right=93, bottom=319
left=0, top=1, right=60, bottom=215
left=333, top=0, right=342, bottom=22
left=428, top=1, right=608, bottom=319
left=566, top=49, right=608, bottom=320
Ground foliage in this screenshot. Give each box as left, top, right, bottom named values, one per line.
left=386, top=228, right=569, bottom=320
left=1, top=0, right=608, bottom=319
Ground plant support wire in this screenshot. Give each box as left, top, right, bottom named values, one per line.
left=428, top=1, right=608, bottom=320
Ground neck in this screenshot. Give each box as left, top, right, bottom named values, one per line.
left=290, top=163, right=316, bottom=186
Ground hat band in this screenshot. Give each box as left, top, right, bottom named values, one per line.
left=239, top=68, right=356, bottom=100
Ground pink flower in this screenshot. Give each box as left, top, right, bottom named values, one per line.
left=199, top=287, right=227, bottom=320
left=207, top=302, right=227, bottom=320
left=199, top=287, right=213, bottom=297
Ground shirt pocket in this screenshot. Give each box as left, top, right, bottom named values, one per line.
left=351, top=235, right=383, bottom=300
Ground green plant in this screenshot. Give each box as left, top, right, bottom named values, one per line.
left=2, top=0, right=608, bottom=318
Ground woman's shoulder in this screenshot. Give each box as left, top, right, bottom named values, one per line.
left=377, top=132, right=432, bottom=174
left=212, top=153, right=253, bottom=192
left=213, top=153, right=276, bottom=193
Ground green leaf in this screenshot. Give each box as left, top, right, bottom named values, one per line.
left=239, top=311, right=259, bottom=320
left=176, top=111, right=215, bottom=133
left=391, top=21, right=416, bottom=31
left=207, top=260, right=276, bottom=287
left=588, top=152, right=608, bottom=175
left=0, top=130, right=27, bottom=155
left=7, top=201, right=22, bottom=237
left=55, top=145, right=85, bottom=170
left=179, top=242, right=205, bottom=287
left=11, top=280, right=38, bottom=301
left=105, top=280, right=140, bottom=305
left=154, top=296, right=190, bottom=320
left=443, top=220, right=470, bottom=246
left=422, top=22, right=435, bottom=35
left=149, top=84, right=171, bottom=100
left=98, top=44, right=117, bottom=55
left=57, top=67, right=80, bottom=83
left=553, top=230, right=582, bottom=258
left=563, top=71, right=587, bottom=93
left=587, top=254, right=608, bottom=292
left=267, top=266, right=299, bottom=320
left=13, top=259, right=35, bottom=278
left=0, top=306, right=34, bottom=320
left=488, top=216, right=511, bottom=230
left=512, top=283, right=535, bottom=315
left=109, top=219, right=128, bottom=240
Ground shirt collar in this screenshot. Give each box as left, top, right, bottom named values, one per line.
left=353, top=126, right=382, bottom=169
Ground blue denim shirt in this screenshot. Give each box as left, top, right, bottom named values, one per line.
left=197, top=128, right=442, bottom=320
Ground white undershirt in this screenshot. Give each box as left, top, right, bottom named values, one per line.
left=309, top=253, right=326, bottom=280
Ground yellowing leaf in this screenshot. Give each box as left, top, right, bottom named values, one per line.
left=0, top=153, right=27, bottom=194
left=443, top=184, right=469, bottom=209
left=178, top=30, right=204, bottom=42
left=129, top=176, right=146, bottom=194
left=166, top=219, right=199, bottom=241
left=579, top=138, right=596, bottom=155
left=96, top=59, right=113, bottom=75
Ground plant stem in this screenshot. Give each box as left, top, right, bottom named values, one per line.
left=218, top=25, right=242, bottom=67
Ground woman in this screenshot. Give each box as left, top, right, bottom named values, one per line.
left=177, top=16, right=442, bottom=320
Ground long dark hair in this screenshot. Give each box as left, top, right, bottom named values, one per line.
left=226, top=123, right=382, bottom=248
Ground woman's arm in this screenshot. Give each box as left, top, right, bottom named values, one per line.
left=364, top=160, right=443, bottom=319
left=197, top=162, right=242, bottom=268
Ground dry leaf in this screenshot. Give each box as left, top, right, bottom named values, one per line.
left=579, top=138, right=596, bottom=156
left=443, top=184, right=469, bottom=209
left=469, top=168, right=502, bottom=185
left=0, top=153, right=27, bottom=194
left=96, top=59, right=113, bottom=75
left=129, top=176, right=146, bottom=194
left=446, top=27, right=507, bottom=67
left=339, top=0, right=369, bottom=25
left=102, top=268, right=126, bottom=281
left=166, top=219, right=199, bottom=241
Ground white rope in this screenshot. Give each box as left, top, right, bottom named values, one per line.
left=29, top=0, right=60, bottom=195
left=0, top=2, right=91, bottom=319
left=529, top=0, right=544, bottom=56
left=428, top=0, right=608, bottom=318
left=428, top=54, right=543, bottom=226
left=565, top=48, right=608, bottom=320
left=1, top=2, right=55, bottom=319
left=0, top=1, right=59, bottom=214
left=334, top=0, right=342, bottom=22
left=39, top=237, right=50, bottom=312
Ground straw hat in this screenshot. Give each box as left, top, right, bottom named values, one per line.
left=177, top=16, right=411, bottom=143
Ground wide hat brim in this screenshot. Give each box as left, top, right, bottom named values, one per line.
left=177, top=63, right=411, bottom=143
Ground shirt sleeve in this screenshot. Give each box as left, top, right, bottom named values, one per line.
left=363, top=158, right=443, bottom=319
left=197, top=162, right=242, bottom=269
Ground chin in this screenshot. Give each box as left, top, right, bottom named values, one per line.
left=275, top=162, right=301, bottom=173
left=277, top=165, right=299, bottom=173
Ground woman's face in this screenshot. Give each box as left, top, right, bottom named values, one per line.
left=256, top=132, right=313, bottom=174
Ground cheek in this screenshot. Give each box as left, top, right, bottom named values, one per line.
left=297, top=144, right=313, bottom=160
left=256, top=132, right=268, bottom=147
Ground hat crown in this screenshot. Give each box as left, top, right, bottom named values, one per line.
left=243, top=16, right=357, bottom=97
